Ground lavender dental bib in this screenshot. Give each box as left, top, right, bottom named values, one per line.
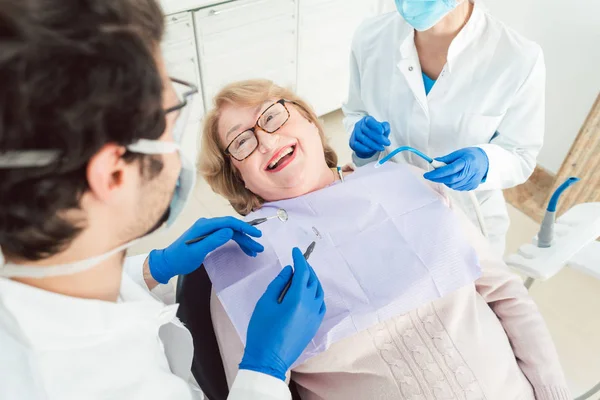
left=204, top=163, right=481, bottom=365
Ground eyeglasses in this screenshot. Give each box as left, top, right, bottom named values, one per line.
left=167, top=77, right=198, bottom=114
left=167, top=78, right=198, bottom=144
left=224, top=99, right=292, bottom=161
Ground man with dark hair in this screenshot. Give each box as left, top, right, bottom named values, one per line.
left=0, top=1, right=325, bottom=399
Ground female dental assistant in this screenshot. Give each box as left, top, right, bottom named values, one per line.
left=344, top=0, right=546, bottom=254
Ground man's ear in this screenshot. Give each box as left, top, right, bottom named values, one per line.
left=86, top=144, right=130, bottom=204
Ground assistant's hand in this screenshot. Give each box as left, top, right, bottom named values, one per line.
left=423, top=147, right=490, bottom=191
left=148, top=217, right=264, bottom=284
left=239, top=248, right=326, bottom=381
left=350, top=116, right=391, bottom=159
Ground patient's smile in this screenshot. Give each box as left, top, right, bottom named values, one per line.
left=266, top=144, right=297, bottom=172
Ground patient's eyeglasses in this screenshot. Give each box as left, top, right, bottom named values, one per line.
left=224, top=99, right=293, bottom=161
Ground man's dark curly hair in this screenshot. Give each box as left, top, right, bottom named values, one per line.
left=0, top=0, right=167, bottom=260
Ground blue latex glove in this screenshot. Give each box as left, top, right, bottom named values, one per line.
left=148, top=217, right=264, bottom=284
left=349, top=116, right=391, bottom=159
left=423, top=147, right=490, bottom=191
left=239, top=248, right=326, bottom=381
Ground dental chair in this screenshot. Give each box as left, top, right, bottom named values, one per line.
left=176, top=267, right=302, bottom=400
left=175, top=178, right=600, bottom=400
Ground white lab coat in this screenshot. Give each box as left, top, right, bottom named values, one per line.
left=343, top=1, right=546, bottom=255
left=0, top=254, right=291, bottom=400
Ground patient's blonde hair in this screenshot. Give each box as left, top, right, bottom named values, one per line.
left=200, top=79, right=338, bottom=215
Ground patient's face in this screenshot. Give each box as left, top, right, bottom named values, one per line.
left=218, top=100, right=328, bottom=201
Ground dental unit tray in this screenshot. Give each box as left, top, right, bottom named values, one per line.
left=505, top=202, right=600, bottom=281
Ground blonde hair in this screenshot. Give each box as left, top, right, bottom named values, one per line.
left=200, top=79, right=338, bottom=216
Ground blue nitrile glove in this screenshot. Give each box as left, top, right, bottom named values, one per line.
left=349, top=116, right=391, bottom=159
left=148, top=217, right=264, bottom=284
left=423, top=147, right=490, bottom=191
left=239, top=248, right=326, bottom=381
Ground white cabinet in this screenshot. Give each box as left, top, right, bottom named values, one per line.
left=160, top=0, right=225, bottom=16
left=193, top=0, right=298, bottom=107
left=161, top=11, right=204, bottom=154
left=161, top=11, right=205, bottom=123
left=297, top=0, right=378, bottom=116
left=162, top=0, right=387, bottom=118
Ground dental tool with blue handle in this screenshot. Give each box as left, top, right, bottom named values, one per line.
left=374, top=146, right=445, bottom=169
left=536, top=177, right=580, bottom=248
left=375, top=146, right=487, bottom=237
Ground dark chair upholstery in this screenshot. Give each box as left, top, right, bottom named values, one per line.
left=176, top=269, right=302, bottom=400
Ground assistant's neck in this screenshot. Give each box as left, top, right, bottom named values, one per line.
left=415, top=1, right=473, bottom=43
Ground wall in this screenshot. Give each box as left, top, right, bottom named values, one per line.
left=477, top=0, right=600, bottom=174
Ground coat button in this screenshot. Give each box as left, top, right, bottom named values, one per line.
left=408, top=66, right=414, bottom=71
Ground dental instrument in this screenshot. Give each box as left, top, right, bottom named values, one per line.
left=185, top=208, right=288, bottom=245
left=277, top=241, right=316, bottom=304
left=312, top=227, right=323, bottom=240
left=375, top=146, right=488, bottom=238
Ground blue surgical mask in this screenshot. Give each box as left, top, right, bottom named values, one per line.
left=395, top=0, right=462, bottom=31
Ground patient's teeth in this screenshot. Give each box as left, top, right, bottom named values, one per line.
left=269, top=146, right=294, bottom=169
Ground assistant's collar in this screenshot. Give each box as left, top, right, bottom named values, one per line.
left=397, top=1, right=487, bottom=73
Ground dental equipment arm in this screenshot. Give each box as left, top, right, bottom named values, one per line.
left=537, top=177, right=580, bottom=248
left=505, top=174, right=600, bottom=282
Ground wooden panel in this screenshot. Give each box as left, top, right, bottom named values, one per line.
left=504, top=166, right=555, bottom=223
left=550, top=93, right=600, bottom=215
left=505, top=93, right=600, bottom=222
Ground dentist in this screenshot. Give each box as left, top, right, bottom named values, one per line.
left=0, top=1, right=325, bottom=399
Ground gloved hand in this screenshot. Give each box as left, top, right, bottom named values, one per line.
left=239, top=248, right=326, bottom=381
left=423, top=147, right=490, bottom=191
left=148, top=217, right=264, bottom=284
left=350, top=116, right=391, bottom=159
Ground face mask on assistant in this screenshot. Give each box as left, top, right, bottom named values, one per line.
left=395, top=0, right=463, bottom=31
left=0, top=78, right=199, bottom=279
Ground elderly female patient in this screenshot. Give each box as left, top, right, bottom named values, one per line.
left=198, top=80, right=570, bottom=400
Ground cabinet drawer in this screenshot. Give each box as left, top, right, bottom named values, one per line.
left=203, top=64, right=297, bottom=107
left=195, top=0, right=296, bottom=36
left=194, top=0, right=298, bottom=106
left=200, top=16, right=295, bottom=57
left=161, top=11, right=204, bottom=121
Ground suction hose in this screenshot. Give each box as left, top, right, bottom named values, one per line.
left=537, top=177, right=580, bottom=248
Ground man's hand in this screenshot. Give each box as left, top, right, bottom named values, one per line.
left=148, top=217, right=264, bottom=285
left=239, top=248, right=326, bottom=381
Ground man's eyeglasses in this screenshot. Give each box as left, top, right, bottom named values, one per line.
left=224, top=99, right=293, bottom=162
left=167, top=78, right=198, bottom=143
left=167, top=77, right=198, bottom=114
